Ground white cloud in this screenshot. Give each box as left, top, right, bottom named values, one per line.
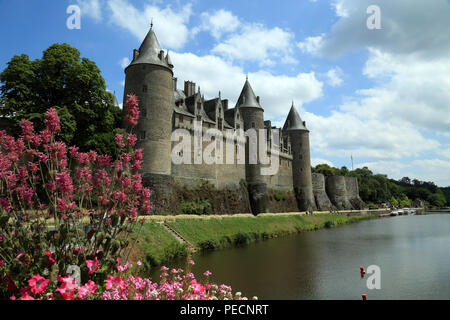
left=119, top=57, right=130, bottom=69
left=77, top=0, right=103, bottom=22
left=192, top=9, right=241, bottom=39
left=305, top=110, right=440, bottom=160
left=106, top=0, right=192, bottom=50
left=297, top=35, right=324, bottom=55
left=212, top=24, right=297, bottom=66
left=356, top=159, right=450, bottom=187
left=311, top=158, right=334, bottom=167
left=326, top=67, right=343, bottom=87
left=171, top=52, right=323, bottom=120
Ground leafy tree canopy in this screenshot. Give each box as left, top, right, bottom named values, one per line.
left=312, top=164, right=449, bottom=207
left=0, top=43, right=124, bottom=155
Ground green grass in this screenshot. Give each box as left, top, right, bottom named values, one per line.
left=165, top=214, right=375, bottom=251
left=130, top=222, right=187, bottom=271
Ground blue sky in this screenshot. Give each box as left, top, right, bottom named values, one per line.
left=1, top=0, right=449, bottom=186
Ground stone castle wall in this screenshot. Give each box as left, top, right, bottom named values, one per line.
left=312, top=173, right=333, bottom=211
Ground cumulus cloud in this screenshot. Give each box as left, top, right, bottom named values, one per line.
left=212, top=23, right=297, bottom=66
left=326, top=67, right=343, bottom=87
left=311, top=158, right=334, bottom=167
left=192, top=9, right=241, bottom=39
left=306, top=0, right=450, bottom=59
left=171, top=52, right=323, bottom=120
left=106, top=0, right=192, bottom=50
left=76, top=0, right=103, bottom=22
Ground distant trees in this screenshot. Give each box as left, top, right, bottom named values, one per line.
left=312, top=164, right=449, bottom=208
left=0, top=43, right=123, bottom=155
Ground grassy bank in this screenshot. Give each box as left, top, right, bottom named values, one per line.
left=132, top=213, right=377, bottom=269
left=130, top=222, right=187, bottom=272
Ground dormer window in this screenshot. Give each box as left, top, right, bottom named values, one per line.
left=143, top=85, right=148, bottom=93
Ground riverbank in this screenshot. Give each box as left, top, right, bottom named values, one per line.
left=131, top=211, right=380, bottom=271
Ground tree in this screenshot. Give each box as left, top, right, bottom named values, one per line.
left=0, top=43, right=123, bottom=155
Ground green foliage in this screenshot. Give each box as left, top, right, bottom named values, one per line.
left=179, top=199, right=212, bottom=215
left=273, top=190, right=287, bottom=201
left=313, top=163, right=448, bottom=208
left=0, top=44, right=122, bottom=155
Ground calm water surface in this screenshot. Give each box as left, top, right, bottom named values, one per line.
left=150, top=213, right=450, bottom=300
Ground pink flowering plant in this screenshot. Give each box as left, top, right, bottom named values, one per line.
left=9, top=246, right=253, bottom=300
left=0, top=95, right=150, bottom=298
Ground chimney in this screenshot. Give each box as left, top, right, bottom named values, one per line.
left=222, top=99, right=229, bottom=110
left=184, top=81, right=196, bottom=97
left=256, top=96, right=260, bottom=104
left=133, top=49, right=139, bottom=61
left=173, top=78, right=178, bottom=90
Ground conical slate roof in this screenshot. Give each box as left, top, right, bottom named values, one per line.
left=127, top=26, right=171, bottom=70
left=283, top=103, right=308, bottom=132
left=235, top=78, right=263, bottom=109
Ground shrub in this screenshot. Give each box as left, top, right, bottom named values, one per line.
left=179, top=200, right=211, bottom=215
left=274, top=190, right=287, bottom=201
left=0, top=95, right=150, bottom=298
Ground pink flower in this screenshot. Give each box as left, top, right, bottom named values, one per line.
left=19, top=119, right=34, bottom=140
left=28, top=274, right=50, bottom=294
left=115, top=133, right=125, bottom=148
left=45, top=251, right=55, bottom=265
left=56, top=275, right=77, bottom=300
left=124, top=94, right=140, bottom=127
left=86, top=257, right=100, bottom=274
left=126, top=134, right=137, bottom=147
left=77, top=280, right=97, bottom=300
left=18, top=292, right=38, bottom=300
left=44, top=108, right=60, bottom=133
left=203, top=270, right=212, bottom=277
left=188, top=260, right=195, bottom=265
left=55, top=171, right=74, bottom=197
left=105, top=275, right=125, bottom=291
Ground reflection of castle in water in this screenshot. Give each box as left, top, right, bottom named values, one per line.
left=122, top=25, right=362, bottom=214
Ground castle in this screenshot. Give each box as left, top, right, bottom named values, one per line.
left=122, top=25, right=363, bottom=215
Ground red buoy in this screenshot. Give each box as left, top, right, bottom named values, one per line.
left=362, top=294, right=367, bottom=301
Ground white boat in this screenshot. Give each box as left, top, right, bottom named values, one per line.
left=390, top=210, right=401, bottom=216
left=403, top=208, right=410, bottom=215
left=410, top=209, right=416, bottom=215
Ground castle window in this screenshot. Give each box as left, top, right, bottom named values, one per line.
left=143, top=85, right=148, bottom=93
left=141, top=107, right=147, bottom=118
left=236, top=124, right=240, bottom=130
left=179, top=115, right=184, bottom=123
left=219, top=107, right=222, bottom=114
left=197, top=102, right=201, bottom=110
left=299, top=154, right=303, bottom=160
left=139, top=131, right=146, bottom=140
left=218, top=118, right=223, bottom=130
left=251, top=122, right=255, bottom=128
left=197, top=115, right=201, bottom=122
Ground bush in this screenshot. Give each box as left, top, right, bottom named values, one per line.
left=179, top=200, right=211, bottom=215
left=324, top=220, right=336, bottom=228
left=233, top=232, right=251, bottom=246
left=274, top=190, right=287, bottom=201
left=0, top=95, right=150, bottom=298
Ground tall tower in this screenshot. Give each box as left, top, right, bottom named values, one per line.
left=123, top=24, right=174, bottom=179
left=283, top=103, right=316, bottom=212
left=236, top=78, right=268, bottom=215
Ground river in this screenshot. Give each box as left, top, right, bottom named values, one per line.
left=150, top=213, right=450, bottom=300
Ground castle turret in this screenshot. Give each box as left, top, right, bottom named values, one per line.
left=236, top=77, right=268, bottom=215
left=123, top=25, right=174, bottom=201
left=283, top=103, right=316, bottom=212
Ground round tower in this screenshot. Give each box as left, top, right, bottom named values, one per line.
left=283, top=103, right=317, bottom=212
left=123, top=25, right=173, bottom=177
left=236, top=78, right=268, bottom=215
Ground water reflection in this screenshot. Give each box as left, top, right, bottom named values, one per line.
left=149, top=214, right=450, bottom=300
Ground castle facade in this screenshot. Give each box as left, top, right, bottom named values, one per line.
left=122, top=26, right=362, bottom=215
